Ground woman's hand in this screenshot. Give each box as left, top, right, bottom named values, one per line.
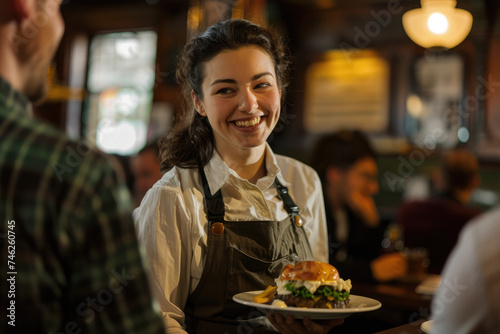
left=267, top=313, right=344, bottom=334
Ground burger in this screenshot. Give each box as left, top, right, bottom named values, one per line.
left=274, top=261, right=351, bottom=309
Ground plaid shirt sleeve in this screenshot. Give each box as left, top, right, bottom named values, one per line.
left=60, top=151, right=165, bottom=333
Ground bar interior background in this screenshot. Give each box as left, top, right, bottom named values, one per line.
left=36, top=0, right=500, bottom=221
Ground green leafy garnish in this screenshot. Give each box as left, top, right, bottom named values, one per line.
left=284, top=282, right=350, bottom=301
left=284, top=282, right=314, bottom=299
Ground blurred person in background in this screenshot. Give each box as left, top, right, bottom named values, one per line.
left=311, top=130, right=407, bottom=283
left=130, top=141, right=163, bottom=207
left=397, top=149, right=482, bottom=274
left=0, top=0, right=164, bottom=332
left=430, top=207, right=500, bottom=333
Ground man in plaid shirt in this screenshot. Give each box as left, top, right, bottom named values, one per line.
left=0, top=0, right=165, bottom=333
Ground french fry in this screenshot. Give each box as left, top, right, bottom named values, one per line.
left=253, top=285, right=278, bottom=304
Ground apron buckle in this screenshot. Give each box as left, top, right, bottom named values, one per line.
left=294, top=214, right=303, bottom=227
left=211, top=222, right=225, bottom=235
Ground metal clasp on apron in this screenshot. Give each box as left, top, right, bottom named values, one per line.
left=208, top=198, right=225, bottom=235
left=211, top=222, right=224, bottom=235
left=274, top=178, right=303, bottom=227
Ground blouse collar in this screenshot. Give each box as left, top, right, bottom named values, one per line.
left=203, top=142, right=284, bottom=195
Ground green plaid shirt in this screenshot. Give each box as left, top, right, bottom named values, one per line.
left=0, top=76, right=165, bottom=333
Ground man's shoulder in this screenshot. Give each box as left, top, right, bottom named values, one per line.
left=399, top=197, right=458, bottom=211
left=5, top=114, right=114, bottom=181
left=398, top=197, right=480, bottom=226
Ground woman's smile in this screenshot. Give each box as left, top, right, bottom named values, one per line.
left=232, top=116, right=264, bottom=128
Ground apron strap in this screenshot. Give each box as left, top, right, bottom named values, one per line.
left=199, top=167, right=302, bottom=226
left=199, top=167, right=225, bottom=224
left=274, top=177, right=303, bottom=226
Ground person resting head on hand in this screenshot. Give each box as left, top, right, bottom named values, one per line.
left=311, top=130, right=407, bottom=283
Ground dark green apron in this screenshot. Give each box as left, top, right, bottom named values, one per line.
left=184, top=168, right=314, bottom=333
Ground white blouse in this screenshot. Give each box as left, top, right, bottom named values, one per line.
left=133, top=144, right=328, bottom=333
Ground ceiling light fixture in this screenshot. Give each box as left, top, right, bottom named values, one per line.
left=402, top=0, right=473, bottom=49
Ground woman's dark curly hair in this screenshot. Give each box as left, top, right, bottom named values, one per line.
left=158, top=19, right=292, bottom=172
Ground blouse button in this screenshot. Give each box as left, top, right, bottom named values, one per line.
left=212, top=222, right=224, bottom=235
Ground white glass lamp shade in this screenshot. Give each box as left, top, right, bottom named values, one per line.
left=403, top=0, right=473, bottom=49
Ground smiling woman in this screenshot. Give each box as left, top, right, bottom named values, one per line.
left=133, top=19, right=339, bottom=334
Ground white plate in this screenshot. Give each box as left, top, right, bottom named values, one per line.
left=232, top=291, right=381, bottom=319
left=416, top=275, right=441, bottom=295
left=420, top=320, right=433, bottom=333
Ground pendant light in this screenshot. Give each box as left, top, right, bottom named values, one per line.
left=402, top=0, right=473, bottom=49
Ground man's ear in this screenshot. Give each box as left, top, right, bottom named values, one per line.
left=12, top=0, right=34, bottom=22
left=191, top=90, right=206, bottom=117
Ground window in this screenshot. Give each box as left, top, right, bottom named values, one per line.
left=85, top=31, right=158, bottom=155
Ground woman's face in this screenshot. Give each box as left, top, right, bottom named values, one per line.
left=192, top=46, right=281, bottom=157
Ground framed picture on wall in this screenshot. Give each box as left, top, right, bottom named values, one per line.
left=303, top=49, right=390, bottom=134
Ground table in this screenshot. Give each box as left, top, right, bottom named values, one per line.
left=353, top=280, right=433, bottom=312
left=330, top=280, right=433, bottom=333
left=375, top=319, right=427, bottom=334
